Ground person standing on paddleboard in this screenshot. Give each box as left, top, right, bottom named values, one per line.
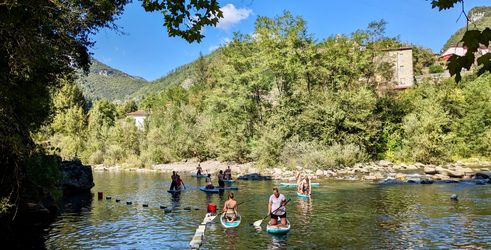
left=170, top=171, right=178, bottom=190
left=218, top=170, right=225, bottom=188
left=196, top=163, right=202, bottom=176
left=268, top=187, right=287, bottom=227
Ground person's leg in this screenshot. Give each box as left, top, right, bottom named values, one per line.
left=269, top=214, right=277, bottom=225
left=281, top=217, right=287, bottom=226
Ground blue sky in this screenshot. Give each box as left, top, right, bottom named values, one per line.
left=90, top=0, right=490, bottom=81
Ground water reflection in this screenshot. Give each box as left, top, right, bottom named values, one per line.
left=268, top=234, right=288, bottom=250
left=61, top=191, right=92, bottom=213
left=224, top=228, right=239, bottom=247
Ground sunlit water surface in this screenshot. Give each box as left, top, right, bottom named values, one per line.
left=45, top=172, right=491, bottom=249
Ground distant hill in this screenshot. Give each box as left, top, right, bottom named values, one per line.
left=77, top=59, right=149, bottom=101
left=131, top=61, right=195, bottom=99
left=443, top=6, right=491, bottom=50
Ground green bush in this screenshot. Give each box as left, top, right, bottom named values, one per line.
left=88, top=150, right=104, bottom=165
left=278, top=138, right=366, bottom=169
left=429, top=63, right=444, bottom=74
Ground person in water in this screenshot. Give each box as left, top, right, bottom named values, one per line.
left=205, top=174, right=214, bottom=189
left=218, top=170, right=225, bottom=188
left=196, top=163, right=202, bottom=176
left=223, top=192, right=238, bottom=222
left=269, top=187, right=287, bottom=227
left=170, top=171, right=178, bottom=190
left=224, top=166, right=232, bottom=180
left=299, top=176, right=311, bottom=195
left=176, top=174, right=186, bottom=190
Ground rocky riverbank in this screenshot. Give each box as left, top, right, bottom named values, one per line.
left=92, top=159, right=491, bottom=185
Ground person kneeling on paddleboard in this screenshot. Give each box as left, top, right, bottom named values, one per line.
left=223, top=192, right=238, bottom=222
left=205, top=174, right=214, bottom=189
left=269, top=187, right=287, bottom=227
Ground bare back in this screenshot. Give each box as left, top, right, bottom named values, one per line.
left=225, top=199, right=237, bottom=213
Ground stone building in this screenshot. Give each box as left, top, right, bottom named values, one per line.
left=381, top=47, right=414, bottom=90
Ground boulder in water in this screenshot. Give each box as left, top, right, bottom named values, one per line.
left=60, top=160, right=94, bottom=193
left=447, top=170, right=465, bottom=178
left=475, top=171, right=490, bottom=179
left=450, top=194, right=458, bottom=200
left=237, top=173, right=272, bottom=181
left=420, top=179, right=434, bottom=184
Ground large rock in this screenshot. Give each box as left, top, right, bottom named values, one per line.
left=237, top=173, right=272, bottom=180
left=431, top=174, right=450, bottom=180
left=60, top=160, right=94, bottom=193
left=424, top=166, right=438, bottom=175
left=377, top=160, right=393, bottom=167
left=435, top=166, right=449, bottom=175
left=378, top=178, right=403, bottom=185
left=447, top=170, right=465, bottom=178
left=406, top=165, right=418, bottom=171
left=475, top=171, right=490, bottom=179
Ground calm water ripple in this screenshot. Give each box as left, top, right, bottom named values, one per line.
left=45, top=172, right=491, bottom=249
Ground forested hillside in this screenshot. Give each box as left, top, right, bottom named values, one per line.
left=77, top=59, right=149, bottom=101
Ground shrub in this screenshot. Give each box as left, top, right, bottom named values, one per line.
left=428, top=63, right=444, bottom=74
left=278, top=137, right=366, bottom=169
left=88, top=150, right=104, bottom=165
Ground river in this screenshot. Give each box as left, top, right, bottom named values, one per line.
left=45, top=172, right=491, bottom=249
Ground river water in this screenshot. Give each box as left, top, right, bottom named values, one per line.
left=45, top=172, right=491, bottom=249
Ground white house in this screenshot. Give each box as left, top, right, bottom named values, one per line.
left=127, top=110, right=147, bottom=129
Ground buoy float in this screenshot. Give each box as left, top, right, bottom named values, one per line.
left=97, top=192, right=103, bottom=200
left=143, top=204, right=149, bottom=207
left=207, top=203, right=217, bottom=214
left=106, top=196, right=112, bottom=200
left=160, top=205, right=167, bottom=209
left=126, top=201, right=133, bottom=205
left=116, top=199, right=121, bottom=202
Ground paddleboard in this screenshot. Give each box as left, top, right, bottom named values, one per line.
left=199, top=187, right=222, bottom=193
left=220, top=213, right=241, bottom=228
left=192, top=174, right=207, bottom=178
left=266, top=219, right=291, bottom=234
left=296, top=192, right=310, bottom=198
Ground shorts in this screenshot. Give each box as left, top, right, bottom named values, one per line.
left=218, top=180, right=225, bottom=187
left=226, top=213, right=235, bottom=220
left=270, top=212, right=286, bottom=219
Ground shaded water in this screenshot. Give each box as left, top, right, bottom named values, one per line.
left=46, top=172, right=491, bottom=249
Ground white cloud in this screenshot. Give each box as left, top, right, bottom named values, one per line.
left=216, top=4, right=252, bottom=30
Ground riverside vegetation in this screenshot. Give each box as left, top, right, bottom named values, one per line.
left=36, top=12, right=491, bottom=173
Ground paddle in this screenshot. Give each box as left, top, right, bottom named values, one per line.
left=252, top=198, right=291, bottom=227
left=210, top=199, right=248, bottom=221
